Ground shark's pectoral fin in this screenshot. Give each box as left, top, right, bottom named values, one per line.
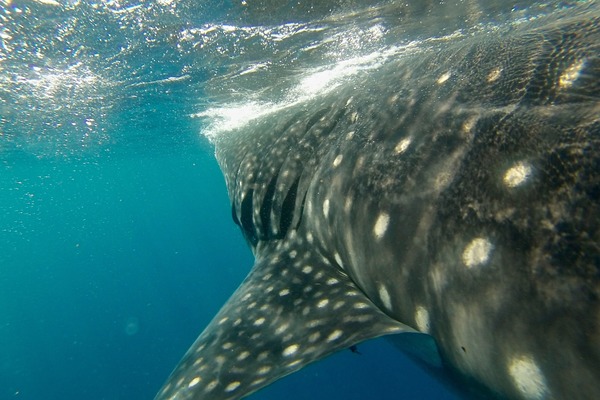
left=155, top=239, right=415, bottom=399
left=389, top=332, right=443, bottom=369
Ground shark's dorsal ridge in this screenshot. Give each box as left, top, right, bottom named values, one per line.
left=155, top=237, right=416, bottom=400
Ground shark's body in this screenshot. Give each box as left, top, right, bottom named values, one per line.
left=156, top=5, right=600, bottom=400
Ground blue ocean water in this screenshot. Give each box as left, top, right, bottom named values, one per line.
left=1, top=0, right=586, bottom=399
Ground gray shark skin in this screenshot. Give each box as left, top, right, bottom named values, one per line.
left=156, top=6, right=600, bottom=400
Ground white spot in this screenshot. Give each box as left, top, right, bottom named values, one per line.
left=322, top=198, right=330, bottom=218
left=559, top=59, right=585, bottom=88
left=237, top=351, right=250, bottom=361
left=327, top=329, right=343, bottom=342
left=302, top=265, right=313, bottom=274
left=306, top=232, right=314, bottom=244
left=355, top=156, right=365, bottom=169
left=437, top=71, right=451, bottom=84
left=326, top=278, right=339, bottom=285
left=415, top=306, right=430, bottom=333
left=279, top=288, right=290, bottom=296
left=462, top=115, right=478, bottom=133
left=195, top=344, right=206, bottom=353
left=222, top=342, right=233, bottom=349
left=257, top=366, right=271, bottom=375
left=308, top=332, right=321, bottom=342
left=253, top=317, right=266, bottom=326
left=508, top=355, right=548, bottom=400
left=487, top=68, right=502, bottom=82
left=286, top=359, right=303, bottom=368
left=430, top=265, right=448, bottom=293
left=160, top=382, right=172, bottom=394
left=289, top=250, right=297, bottom=259
left=275, top=323, right=289, bottom=334
left=378, top=284, right=392, bottom=310
left=346, top=130, right=355, bottom=140
left=373, top=212, right=390, bottom=239
left=504, top=161, right=532, bottom=188
left=306, top=319, right=323, bottom=328
left=344, top=315, right=373, bottom=323
left=433, top=170, right=452, bottom=191
left=205, top=380, right=218, bottom=392
left=224, top=381, right=241, bottom=392
left=333, top=300, right=345, bottom=310
left=283, top=344, right=299, bottom=356
left=344, top=196, right=353, bottom=213
left=353, top=302, right=369, bottom=309
left=462, top=237, right=493, bottom=268
left=317, top=299, right=329, bottom=308
left=333, top=155, right=343, bottom=167
left=394, top=137, right=412, bottom=154
left=262, top=273, right=273, bottom=281
left=218, top=317, right=229, bottom=325
left=188, top=377, right=201, bottom=388
left=251, top=378, right=266, bottom=386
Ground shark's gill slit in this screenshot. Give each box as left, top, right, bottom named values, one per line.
left=240, top=189, right=258, bottom=246
left=294, top=188, right=308, bottom=231
left=278, top=111, right=304, bottom=136
left=260, top=172, right=279, bottom=239
left=231, top=202, right=240, bottom=227
left=324, top=108, right=347, bottom=136
left=305, top=107, right=330, bottom=132
left=280, top=177, right=301, bottom=237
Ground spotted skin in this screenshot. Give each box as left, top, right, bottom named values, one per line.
left=156, top=7, right=600, bottom=400
left=155, top=236, right=415, bottom=400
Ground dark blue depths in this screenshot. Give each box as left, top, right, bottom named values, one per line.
left=0, top=145, right=456, bottom=399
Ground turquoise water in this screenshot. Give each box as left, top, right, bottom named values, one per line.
left=0, top=122, right=455, bottom=400
left=2, top=0, right=585, bottom=399
left=1, top=148, right=248, bottom=399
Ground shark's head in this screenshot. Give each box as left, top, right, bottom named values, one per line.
left=156, top=5, right=600, bottom=400
left=155, top=97, right=423, bottom=400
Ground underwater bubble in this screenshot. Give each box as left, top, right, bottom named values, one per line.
left=124, top=317, right=139, bottom=336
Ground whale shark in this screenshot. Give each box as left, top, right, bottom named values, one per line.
left=155, top=4, right=600, bottom=400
